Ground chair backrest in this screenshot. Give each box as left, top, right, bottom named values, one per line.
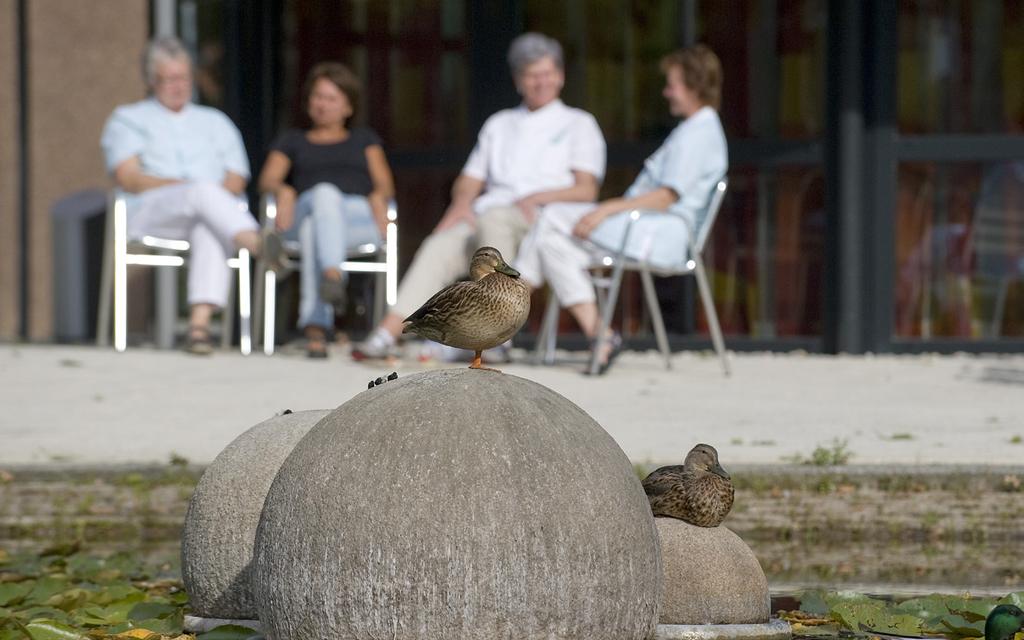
left=972, top=163, right=1024, bottom=278
left=692, top=178, right=728, bottom=255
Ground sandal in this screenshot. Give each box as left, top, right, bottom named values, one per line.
left=185, top=325, right=215, bottom=356
left=585, top=331, right=622, bottom=376
left=305, top=328, right=329, bottom=359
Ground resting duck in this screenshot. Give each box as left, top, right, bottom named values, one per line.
left=642, top=443, right=734, bottom=527
left=403, top=246, right=530, bottom=370
left=986, top=605, right=1024, bottom=640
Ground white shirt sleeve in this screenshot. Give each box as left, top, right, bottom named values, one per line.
left=461, top=115, right=498, bottom=181
left=100, top=106, right=145, bottom=174
left=568, top=112, right=606, bottom=182
left=656, top=123, right=717, bottom=199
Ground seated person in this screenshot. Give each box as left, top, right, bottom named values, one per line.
left=352, top=32, right=606, bottom=361
left=258, top=62, right=395, bottom=358
left=516, top=44, right=728, bottom=374
left=100, top=36, right=266, bottom=355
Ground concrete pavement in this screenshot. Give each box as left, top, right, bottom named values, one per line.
left=1, top=343, right=1022, bottom=466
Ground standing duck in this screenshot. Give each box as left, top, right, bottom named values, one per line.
left=403, top=246, right=530, bottom=371
left=642, top=443, right=734, bottom=527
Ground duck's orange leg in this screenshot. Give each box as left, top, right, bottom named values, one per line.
left=469, top=350, right=502, bottom=372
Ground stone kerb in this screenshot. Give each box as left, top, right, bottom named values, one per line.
left=253, top=368, right=662, bottom=640
left=655, top=518, right=771, bottom=625
left=181, top=409, right=330, bottom=620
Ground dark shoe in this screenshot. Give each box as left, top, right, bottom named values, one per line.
left=318, top=275, right=347, bottom=309
left=185, top=326, right=214, bottom=356
left=305, top=328, right=329, bottom=359
left=585, top=331, right=622, bottom=376
left=306, top=338, right=328, bottom=359
left=262, top=229, right=290, bottom=275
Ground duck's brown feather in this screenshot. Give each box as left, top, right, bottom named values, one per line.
left=403, top=272, right=529, bottom=351
left=642, top=465, right=734, bottom=527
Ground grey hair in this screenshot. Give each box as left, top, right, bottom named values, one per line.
left=507, top=32, right=563, bottom=75
left=142, top=36, right=192, bottom=86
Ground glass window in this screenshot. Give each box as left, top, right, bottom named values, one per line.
left=279, top=0, right=470, bottom=148
left=698, top=0, right=827, bottom=139
left=898, top=0, right=1024, bottom=134
left=524, top=1, right=685, bottom=142
left=705, top=166, right=825, bottom=338
left=894, top=162, right=1024, bottom=339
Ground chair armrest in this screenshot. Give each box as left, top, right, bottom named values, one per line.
left=387, top=198, right=398, bottom=223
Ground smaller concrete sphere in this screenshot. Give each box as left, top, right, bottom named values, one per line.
left=656, top=518, right=770, bottom=625
left=181, top=410, right=329, bottom=619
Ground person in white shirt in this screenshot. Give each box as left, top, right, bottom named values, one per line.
left=517, top=44, right=728, bottom=374
left=353, top=32, right=606, bottom=361
left=101, top=36, right=273, bottom=355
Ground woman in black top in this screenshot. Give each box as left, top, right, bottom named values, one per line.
left=259, top=62, right=395, bottom=357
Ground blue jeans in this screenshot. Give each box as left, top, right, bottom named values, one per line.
left=284, top=183, right=381, bottom=329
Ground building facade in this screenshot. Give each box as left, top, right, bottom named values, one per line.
left=3, top=0, right=1023, bottom=353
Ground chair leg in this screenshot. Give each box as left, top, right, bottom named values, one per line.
left=155, top=255, right=177, bottom=350
left=373, top=271, right=386, bottom=327
left=253, top=258, right=265, bottom=352
left=113, top=200, right=128, bottom=352
left=639, top=267, right=671, bottom=370
left=221, top=273, right=236, bottom=351
left=533, top=292, right=560, bottom=366
left=96, top=207, right=114, bottom=347
left=588, top=260, right=627, bottom=376
left=238, top=248, right=252, bottom=355
left=263, top=268, right=277, bottom=356
left=694, top=254, right=730, bottom=376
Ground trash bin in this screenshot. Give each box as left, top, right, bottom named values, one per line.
left=52, top=189, right=107, bottom=342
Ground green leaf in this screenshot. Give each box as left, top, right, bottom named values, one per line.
left=12, top=608, right=68, bottom=623
left=125, top=602, right=176, bottom=622
left=91, top=585, right=143, bottom=606
left=197, top=624, right=263, bottom=640
left=125, top=614, right=183, bottom=636
left=949, top=608, right=989, bottom=623
left=22, top=620, right=85, bottom=640
left=0, top=585, right=31, bottom=608
left=44, top=589, right=92, bottom=613
left=23, top=580, right=69, bottom=607
left=1001, top=593, right=1024, bottom=608
left=830, top=600, right=923, bottom=636
left=940, top=613, right=986, bottom=638
left=799, top=590, right=830, bottom=616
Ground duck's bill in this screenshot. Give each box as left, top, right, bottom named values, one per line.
left=711, top=464, right=730, bottom=480
left=496, top=263, right=520, bottom=277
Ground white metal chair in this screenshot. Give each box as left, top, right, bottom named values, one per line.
left=95, top=191, right=252, bottom=354
left=252, top=193, right=398, bottom=355
left=534, top=179, right=730, bottom=376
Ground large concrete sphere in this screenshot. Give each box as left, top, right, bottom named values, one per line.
left=655, top=519, right=770, bottom=625
left=253, top=369, right=661, bottom=640
left=181, top=410, right=329, bottom=619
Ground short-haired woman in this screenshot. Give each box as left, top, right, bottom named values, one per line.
left=259, top=62, right=395, bottom=358
left=352, top=32, right=606, bottom=362
left=516, top=44, right=728, bottom=374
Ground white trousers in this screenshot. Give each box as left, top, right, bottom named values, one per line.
left=516, top=202, right=691, bottom=308
left=129, top=180, right=258, bottom=307
left=515, top=202, right=599, bottom=307
left=391, top=205, right=529, bottom=318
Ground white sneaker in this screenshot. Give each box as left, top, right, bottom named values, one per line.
left=351, top=329, right=395, bottom=361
